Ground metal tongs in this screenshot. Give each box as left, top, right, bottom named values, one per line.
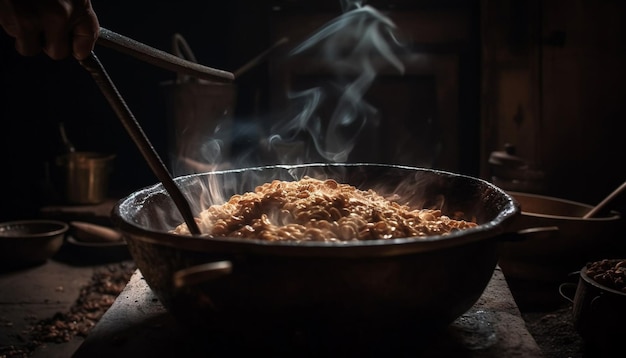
left=79, top=27, right=235, bottom=235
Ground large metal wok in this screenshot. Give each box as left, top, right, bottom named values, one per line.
left=111, top=163, right=519, bottom=346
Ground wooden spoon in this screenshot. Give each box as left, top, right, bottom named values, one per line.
left=583, top=180, right=626, bottom=219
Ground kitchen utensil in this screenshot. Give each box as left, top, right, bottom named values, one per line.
left=162, top=33, right=236, bottom=174
left=0, top=220, right=69, bottom=269
left=55, top=152, right=115, bottom=204
left=170, top=32, right=198, bottom=84
left=78, top=52, right=201, bottom=235
left=559, top=259, right=626, bottom=356
left=111, top=163, right=519, bottom=345
left=161, top=79, right=236, bottom=175
left=497, top=191, right=624, bottom=308
left=488, top=144, right=545, bottom=193
left=233, top=37, right=289, bottom=78
left=58, top=122, right=75, bottom=153
left=97, top=27, right=234, bottom=83
left=583, top=180, right=626, bottom=219
left=86, top=27, right=235, bottom=232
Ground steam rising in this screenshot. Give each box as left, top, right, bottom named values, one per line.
left=267, top=3, right=407, bottom=163
left=168, top=1, right=423, bottom=215
left=169, top=2, right=409, bottom=174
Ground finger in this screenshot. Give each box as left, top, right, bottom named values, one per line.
left=41, top=23, right=71, bottom=60
left=13, top=18, right=42, bottom=57
left=39, top=0, right=72, bottom=59
left=14, top=31, right=42, bottom=56
left=0, top=0, right=42, bottom=56
left=71, top=11, right=98, bottom=60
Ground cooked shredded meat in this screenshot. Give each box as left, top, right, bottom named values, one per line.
left=172, top=177, right=477, bottom=242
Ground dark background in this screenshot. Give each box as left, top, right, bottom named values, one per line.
left=2, top=0, right=626, bottom=221
left=0, top=0, right=274, bottom=219
left=0, top=0, right=483, bottom=221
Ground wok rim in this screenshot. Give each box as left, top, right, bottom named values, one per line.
left=112, top=163, right=520, bottom=256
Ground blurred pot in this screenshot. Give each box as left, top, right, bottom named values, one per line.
left=55, top=152, right=115, bottom=205
left=560, top=259, right=626, bottom=355
left=488, top=144, right=545, bottom=193
left=161, top=34, right=236, bottom=176
left=497, top=192, right=625, bottom=307
left=0, top=220, right=69, bottom=269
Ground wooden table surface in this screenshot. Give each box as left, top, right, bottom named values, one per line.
left=0, top=238, right=132, bottom=358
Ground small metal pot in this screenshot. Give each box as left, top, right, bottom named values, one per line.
left=560, top=260, right=626, bottom=355
left=55, top=152, right=116, bottom=204
left=498, top=192, right=624, bottom=308
left=111, top=163, right=519, bottom=343
left=498, top=192, right=624, bottom=282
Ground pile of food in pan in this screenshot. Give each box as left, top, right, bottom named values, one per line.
left=172, top=177, right=477, bottom=241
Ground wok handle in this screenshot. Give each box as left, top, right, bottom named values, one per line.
left=558, top=270, right=581, bottom=303
left=558, top=282, right=577, bottom=303
left=173, top=261, right=233, bottom=289
left=499, top=226, right=560, bottom=242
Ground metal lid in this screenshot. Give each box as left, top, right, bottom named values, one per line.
left=488, top=143, right=526, bottom=169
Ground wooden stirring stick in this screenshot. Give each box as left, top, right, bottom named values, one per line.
left=97, top=27, right=234, bottom=83
left=79, top=52, right=202, bottom=235
left=583, top=180, right=626, bottom=219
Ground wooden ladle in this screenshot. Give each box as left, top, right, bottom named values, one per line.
left=583, top=180, right=626, bottom=219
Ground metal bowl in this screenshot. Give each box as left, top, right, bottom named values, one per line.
left=560, top=259, right=626, bottom=356
left=111, top=163, right=520, bottom=344
left=497, top=192, right=625, bottom=308
left=0, top=220, right=69, bottom=269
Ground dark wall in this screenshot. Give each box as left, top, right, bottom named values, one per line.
left=0, top=0, right=271, bottom=220
left=0, top=0, right=479, bottom=221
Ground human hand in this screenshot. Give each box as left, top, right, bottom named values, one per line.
left=0, top=0, right=99, bottom=60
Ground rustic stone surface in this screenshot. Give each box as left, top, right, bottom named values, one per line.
left=0, top=258, right=545, bottom=357
left=73, top=267, right=543, bottom=357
